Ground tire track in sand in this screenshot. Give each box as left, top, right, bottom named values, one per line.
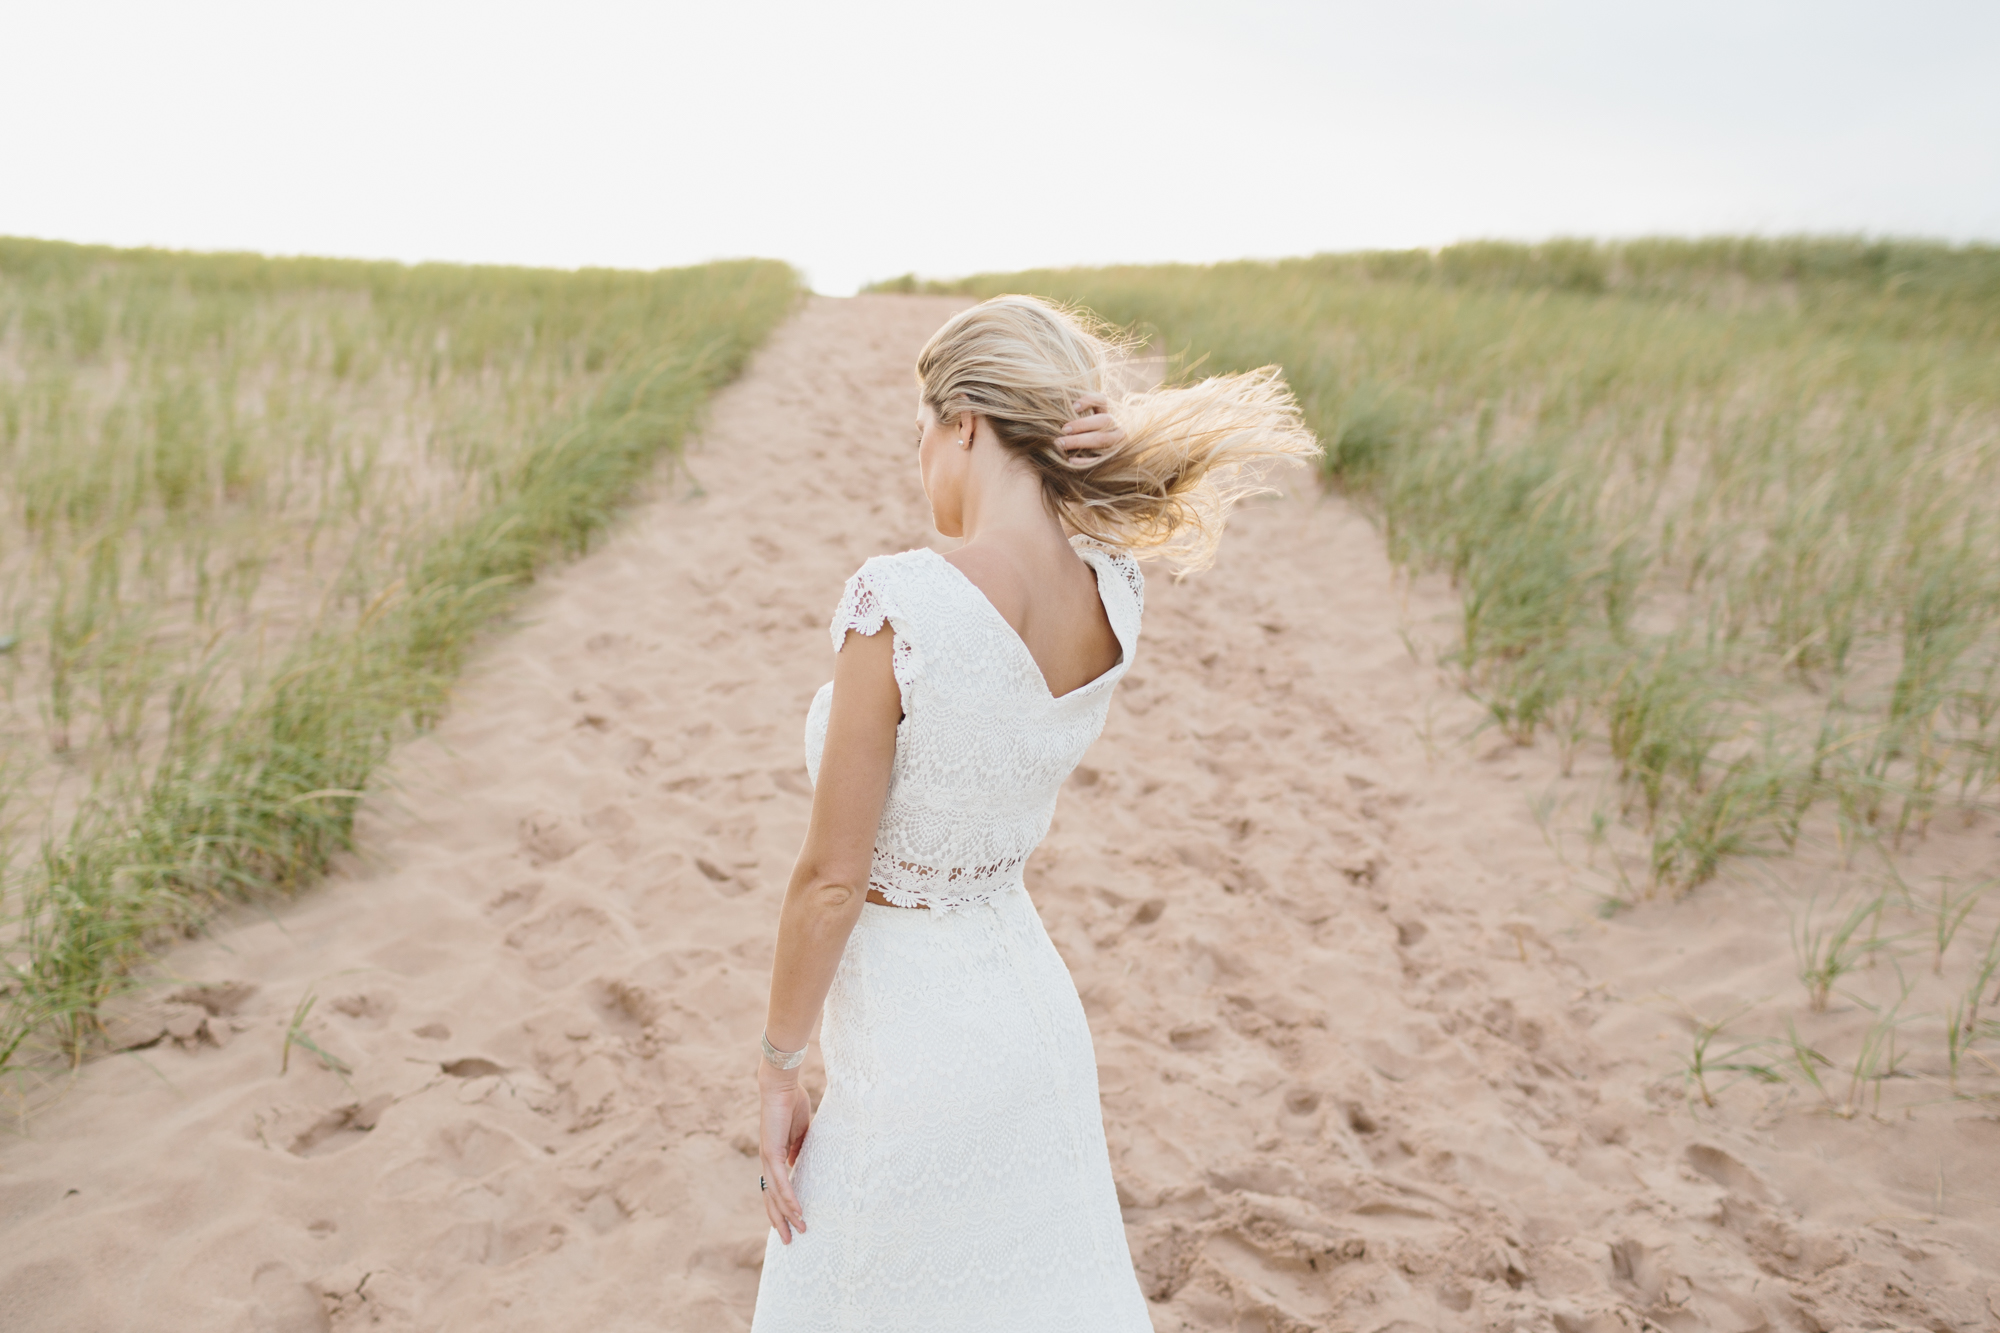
left=2, top=295, right=1986, bottom=1333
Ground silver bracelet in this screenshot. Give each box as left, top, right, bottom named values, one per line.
left=761, top=1032, right=807, bottom=1070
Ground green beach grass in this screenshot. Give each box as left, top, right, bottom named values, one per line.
left=891, top=239, right=2000, bottom=895
left=0, top=239, right=798, bottom=1073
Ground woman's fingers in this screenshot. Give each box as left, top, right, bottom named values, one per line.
left=1060, top=412, right=1116, bottom=435
left=767, top=1153, right=806, bottom=1236
left=1061, top=394, right=1113, bottom=435
left=1060, top=416, right=1119, bottom=451
left=762, top=1142, right=806, bottom=1242
left=1061, top=394, right=1125, bottom=452
left=1059, top=428, right=1119, bottom=451
left=763, top=1168, right=793, bottom=1244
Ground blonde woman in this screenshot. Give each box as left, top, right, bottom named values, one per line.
left=751, top=295, right=1318, bottom=1330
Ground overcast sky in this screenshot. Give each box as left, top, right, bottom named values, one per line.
left=3, top=1, right=1995, bottom=293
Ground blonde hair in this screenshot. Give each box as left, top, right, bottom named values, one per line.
left=916, top=294, right=1321, bottom=573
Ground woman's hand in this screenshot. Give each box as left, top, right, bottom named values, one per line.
left=1059, top=391, right=1125, bottom=453
left=758, top=1060, right=813, bottom=1243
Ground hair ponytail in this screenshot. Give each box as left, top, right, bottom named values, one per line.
left=916, top=295, right=1321, bottom=573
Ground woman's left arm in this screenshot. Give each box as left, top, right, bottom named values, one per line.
left=758, top=623, right=901, bottom=1243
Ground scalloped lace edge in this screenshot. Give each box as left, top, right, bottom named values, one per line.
left=867, top=849, right=1029, bottom=912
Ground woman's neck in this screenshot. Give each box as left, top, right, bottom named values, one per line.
left=957, top=450, right=1069, bottom=557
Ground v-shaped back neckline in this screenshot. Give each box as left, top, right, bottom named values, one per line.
left=919, top=546, right=1127, bottom=703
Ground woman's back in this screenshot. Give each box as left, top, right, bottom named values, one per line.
left=802, top=538, right=1144, bottom=911
left=943, top=541, right=1123, bottom=699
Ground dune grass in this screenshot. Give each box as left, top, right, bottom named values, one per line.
left=0, top=239, right=799, bottom=1072
left=899, top=239, right=2000, bottom=896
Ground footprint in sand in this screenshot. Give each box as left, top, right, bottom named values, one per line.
left=518, top=810, right=584, bottom=865
left=255, top=1097, right=391, bottom=1159
left=385, top=1120, right=527, bottom=1190
left=503, top=899, right=626, bottom=974
left=587, top=976, right=668, bottom=1039
left=326, top=989, right=396, bottom=1029
left=97, top=980, right=260, bottom=1051
left=483, top=877, right=544, bottom=922
left=251, top=1261, right=329, bottom=1333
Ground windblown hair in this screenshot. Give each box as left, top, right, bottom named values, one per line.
left=915, top=294, right=1321, bottom=573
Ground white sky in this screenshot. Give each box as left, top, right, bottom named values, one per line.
left=3, top=1, right=1996, bottom=294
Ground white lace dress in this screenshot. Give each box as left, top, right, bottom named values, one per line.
left=750, top=539, right=1153, bottom=1333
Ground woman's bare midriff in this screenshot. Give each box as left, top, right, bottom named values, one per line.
left=865, top=889, right=927, bottom=909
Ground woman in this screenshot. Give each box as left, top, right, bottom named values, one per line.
left=750, top=295, right=1318, bottom=1330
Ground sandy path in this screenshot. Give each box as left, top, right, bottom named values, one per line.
left=2, top=295, right=1993, bottom=1333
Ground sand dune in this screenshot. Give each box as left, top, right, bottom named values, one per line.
left=2, top=295, right=1994, bottom=1332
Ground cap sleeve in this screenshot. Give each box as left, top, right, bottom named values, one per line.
left=828, top=555, right=924, bottom=712
left=829, top=562, right=891, bottom=651
left=1071, top=540, right=1144, bottom=661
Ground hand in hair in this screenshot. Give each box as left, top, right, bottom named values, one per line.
left=1058, top=391, right=1124, bottom=453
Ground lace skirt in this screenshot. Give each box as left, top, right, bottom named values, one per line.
left=750, top=884, right=1151, bottom=1333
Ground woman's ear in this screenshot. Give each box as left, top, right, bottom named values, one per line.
left=957, top=413, right=980, bottom=449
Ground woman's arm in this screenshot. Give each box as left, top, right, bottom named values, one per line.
left=758, top=623, right=901, bottom=1243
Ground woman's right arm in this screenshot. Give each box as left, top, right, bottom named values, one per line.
left=758, top=623, right=900, bottom=1243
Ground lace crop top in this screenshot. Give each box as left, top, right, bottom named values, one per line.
left=803, top=538, right=1145, bottom=911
